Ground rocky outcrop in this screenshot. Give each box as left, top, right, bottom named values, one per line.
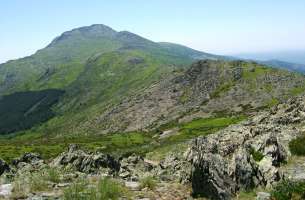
left=92, top=60, right=305, bottom=134
left=156, top=153, right=191, bottom=183
left=51, top=144, right=120, bottom=174
left=11, top=152, right=45, bottom=173
left=119, top=154, right=154, bottom=180
left=0, top=159, right=9, bottom=176
left=187, top=96, right=305, bottom=200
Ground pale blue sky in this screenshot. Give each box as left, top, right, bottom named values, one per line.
left=1, top=0, right=305, bottom=63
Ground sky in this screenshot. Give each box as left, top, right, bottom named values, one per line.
left=1, top=0, right=305, bottom=64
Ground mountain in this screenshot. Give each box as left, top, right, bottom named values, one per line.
left=1, top=24, right=305, bottom=138
left=0, top=24, right=218, bottom=96
left=236, top=50, right=305, bottom=65
left=0, top=24, right=220, bottom=135
left=259, top=59, right=305, bottom=74
left=86, top=60, right=305, bottom=134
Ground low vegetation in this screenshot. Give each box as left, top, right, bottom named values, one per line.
left=249, top=147, right=264, bottom=162
left=0, top=114, right=246, bottom=162
left=289, top=134, right=305, bottom=156
left=271, top=180, right=305, bottom=200
left=63, top=177, right=129, bottom=200
left=140, top=176, right=157, bottom=190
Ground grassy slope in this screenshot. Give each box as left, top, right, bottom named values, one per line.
left=0, top=28, right=122, bottom=94
left=0, top=25, right=216, bottom=136
left=0, top=114, right=245, bottom=162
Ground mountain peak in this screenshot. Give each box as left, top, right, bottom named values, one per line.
left=48, top=24, right=117, bottom=47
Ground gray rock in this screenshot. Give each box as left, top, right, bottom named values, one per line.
left=187, top=96, right=305, bottom=199
left=0, top=184, right=12, bottom=198
left=0, top=159, right=9, bottom=176
left=51, top=144, right=120, bottom=174
left=191, top=153, right=235, bottom=200
left=119, top=154, right=154, bottom=181
left=12, top=152, right=42, bottom=166
left=125, top=181, right=140, bottom=191
left=256, top=192, right=271, bottom=200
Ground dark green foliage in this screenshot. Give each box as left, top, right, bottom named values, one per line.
left=289, top=134, right=305, bottom=156
left=271, top=180, right=305, bottom=200
left=0, top=89, right=64, bottom=134
left=249, top=147, right=264, bottom=162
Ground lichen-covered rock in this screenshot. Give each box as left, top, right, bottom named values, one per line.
left=12, top=152, right=42, bottom=166
left=51, top=144, right=120, bottom=174
left=192, top=153, right=236, bottom=200
left=0, top=159, right=9, bottom=176
left=119, top=154, right=154, bottom=181
left=187, top=96, right=305, bottom=199
left=256, top=192, right=271, bottom=200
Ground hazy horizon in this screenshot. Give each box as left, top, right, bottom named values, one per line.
left=1, top=0, right=305, bottom=64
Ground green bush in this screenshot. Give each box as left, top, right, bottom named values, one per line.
left=30, top=173, right=49, bottom=192
left=63, top=178, right=92, bottom=200
left=44, top=167, right=61, bottom=183
left=140, top=176, right=157, bottom=190
left=271, top=180, right=305, bottom=200
left=289, top=135, right=305, bottom=156
left=249, top=147, right=264, bottom=162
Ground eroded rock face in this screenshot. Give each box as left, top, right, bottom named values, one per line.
left=0, top=159, right=9, bottom=176
left=51, top=144, right=120, bottom=174
left=187, top=96, right=305, bottom=200
left=192, top=153, right=236, bottom=200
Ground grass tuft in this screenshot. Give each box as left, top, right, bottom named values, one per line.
left=289, top=134, right=305, bottom=156
left=140, top=176, right=157, bottom=190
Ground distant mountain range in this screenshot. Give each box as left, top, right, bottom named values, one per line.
left=236, top=50, right=305, bottom=73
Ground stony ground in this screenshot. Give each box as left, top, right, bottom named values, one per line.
left=1, top=96, right=305, bottom=199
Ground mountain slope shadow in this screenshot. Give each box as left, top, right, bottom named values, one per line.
left=0, top=89, right=64, bottom=134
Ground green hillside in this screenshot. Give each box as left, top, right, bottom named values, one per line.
left=0, top=24, right=217, bottom=135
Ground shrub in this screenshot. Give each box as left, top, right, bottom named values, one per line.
left=97, top=178, right=122, bottom=200
left=140, top=176, right=157, bottom=190
left=11, top=177, right=30, bottom=199
left=289, top=135, right=305, bottom=156
left=249, top=147, right=264, bottom=162
left=46, top=167, right=61, bottom=183
left=29, top=173, right=49, bottom=192
left=63, top=178, right=126, bottom=200
left=271, top=180, right=305, bottom=200
left=63, top=178, right=92, bottom=200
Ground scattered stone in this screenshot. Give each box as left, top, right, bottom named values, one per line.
left=0, top=184, right=12, bottom=198
left=256, top=192, right=271, bottom=200
left=119, top=154, right=154, bottom=181
left=125, top=181, right=140, bottom=191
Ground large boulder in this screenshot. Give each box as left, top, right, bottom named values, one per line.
left=12, top=152, right=42, bottom=166
left=186, top=96, right=305, bottom=199
left=191, top=153, right=236, bottom=200
left=51, top=144, right=120, bottom=174
left=11, top=152, right=45, bottom=173
left=119, top=154, right=154, bottom=181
